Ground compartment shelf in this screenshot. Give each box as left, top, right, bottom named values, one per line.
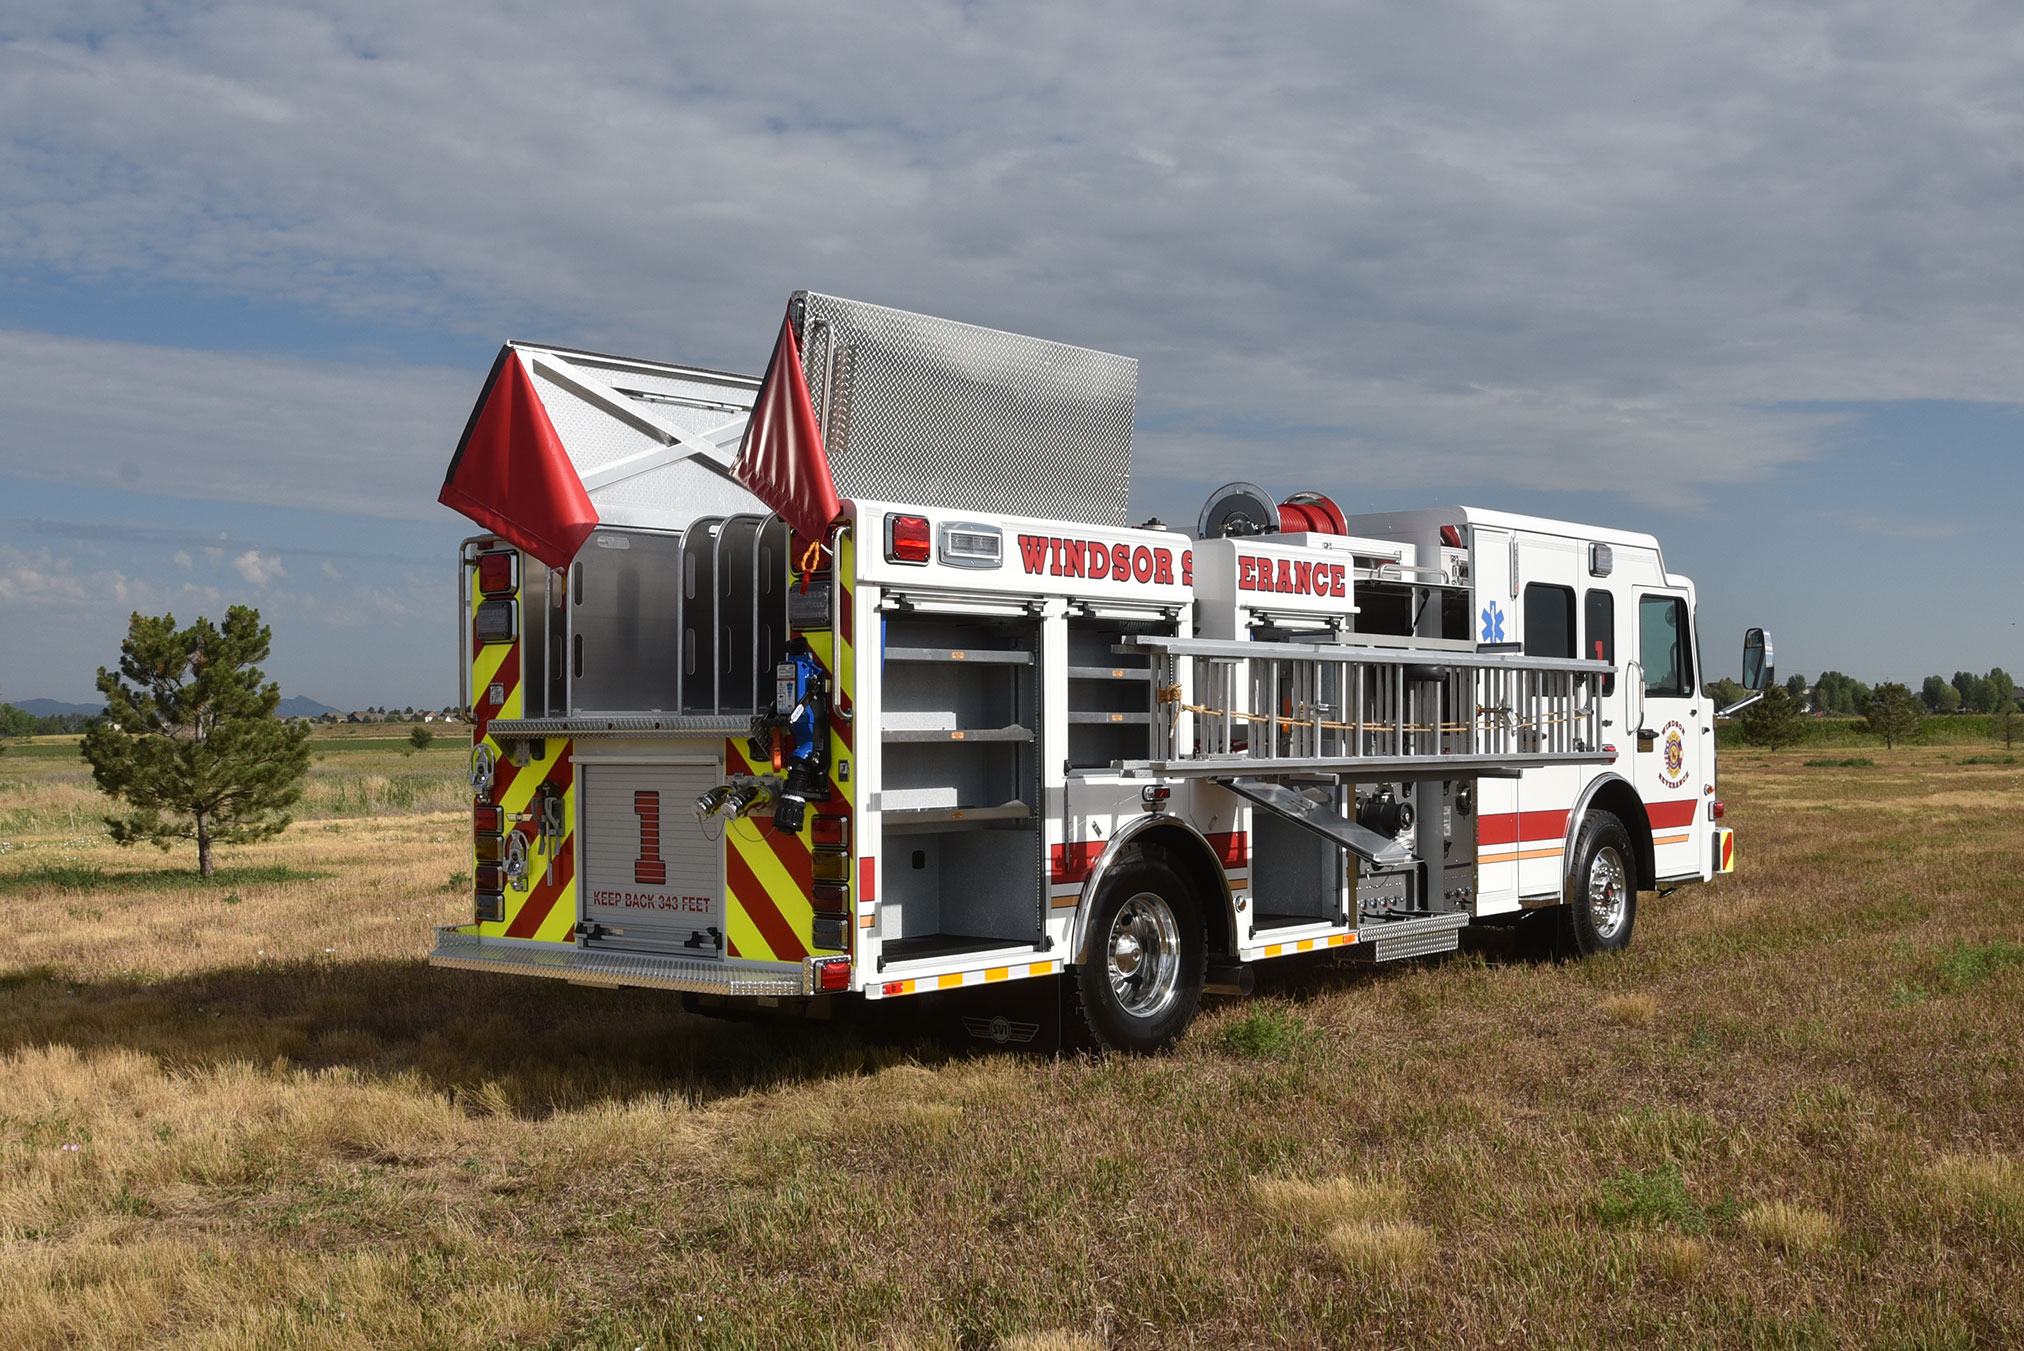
left=883, top=725, right=1034, bottom=743
left=885, top=646, right=1032, bottom=666
left=1068, top=665, right=1151, bottom=681
left=1069, top=711, right=1152, bottom=726
left=879, top=800, right=1032, bottom=827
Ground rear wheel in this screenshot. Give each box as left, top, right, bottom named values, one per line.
left=1560, top=811, right=1636, bottom=956
left=1071, top=850, right=1205, bottom=1053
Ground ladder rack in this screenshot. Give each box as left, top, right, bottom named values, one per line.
left=1114, top=635, right=1615, bottom=779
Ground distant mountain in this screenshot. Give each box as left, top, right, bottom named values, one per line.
left=278, top=695, right=339, bottom=718
left=10, top=699, right=102, bottom=718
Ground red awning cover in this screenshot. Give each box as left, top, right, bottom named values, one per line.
left=439, top=347, right=598, bottom=569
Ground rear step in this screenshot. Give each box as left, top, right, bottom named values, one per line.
left=1353, top=911, right=1470, bottom=963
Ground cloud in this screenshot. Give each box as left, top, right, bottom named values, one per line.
left=232, top=549, right=286, bottom=585
left=320, top=560, right=342, bottom=580
left=172, top=550, right=192, bottom=568
left=0, top=330, right=472, bottom=520
left=0, top=1, right=2018, bottom=518
left=203, top=547, right=224, bottom=566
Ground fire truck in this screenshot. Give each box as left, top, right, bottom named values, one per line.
left=429, top=293, right=1771, bottom=1052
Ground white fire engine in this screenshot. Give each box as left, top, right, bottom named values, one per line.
left=430, top=293, right=1771, bottom=1051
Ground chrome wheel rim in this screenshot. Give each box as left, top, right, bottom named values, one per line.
left=1107, top=892, right=1181, bottom=1019
left=1588, top=845, right=1629, bottom=940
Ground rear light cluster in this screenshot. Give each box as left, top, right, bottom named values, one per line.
left=810, top=813, right=852, bottom=952
left=885, top=513, right=931, bottom=564
left=474, top=549, right=517, bottom=646
left=474, top=794, right=506, bottom=924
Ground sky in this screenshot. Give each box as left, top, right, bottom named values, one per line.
left=1, top=1, right=2020, bottom=709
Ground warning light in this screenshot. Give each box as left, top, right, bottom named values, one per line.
left=1711, top=800, right=1725, bottom=820
left=1439, top=524, right=1463, bottom=548
left=474, top=864, right=503, bottom=893
left=885, top=513, right=931, bottom=564
left=811, top=815, right=850, bottom=848
left=817, top=961, right=851, bottom=993
left=811, top=850, right=851, bottom=884
left=474, top=834, right=506, bottom=863
left=473, top=804, right=504, bottom=835
left=476, top=551, right=516, bottom=595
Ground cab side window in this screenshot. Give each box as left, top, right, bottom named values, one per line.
left=1584, top=590, right=1615, bottom=695
left=1523, top=583, right=1575, bottom=659
left=1638, top=595, right=1693, bottom=697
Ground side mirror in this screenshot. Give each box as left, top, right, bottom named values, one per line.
left=1741, top=627, right=1773, bottom=692
left=1719, top=627, right=1775, bottom=718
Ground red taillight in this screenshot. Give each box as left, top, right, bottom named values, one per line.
left=886, top=513, right=931, bottom=564
left=882, top=981, right=906, bottom=996
left=811, top=815, right=850, bottom=848
left=473, top=804, right=504, bottom=835
left=817, top=961, right=851, bottom=993
left=1712, top=800, right=1725, bottom=820
left=812, top=882, right=850, bottom=914
left=475, top=864, right=503, bottom=892
left=477, top=551, right=516, bottom=595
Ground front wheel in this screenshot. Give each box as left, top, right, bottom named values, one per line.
left=1071, top=849, right=1206, bottom=1053
left=1560, top=811, right=1637, bottom=956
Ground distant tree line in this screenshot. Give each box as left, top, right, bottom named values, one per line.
left=1704, top=667, right=2013, bottom=718
left=0, top=705, right=93, bottom=737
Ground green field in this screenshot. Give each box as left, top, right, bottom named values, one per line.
left=1, top=742, right=2020, bottom=1348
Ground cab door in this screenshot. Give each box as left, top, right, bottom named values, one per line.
left=1631, top=591, right=1704, bottom=882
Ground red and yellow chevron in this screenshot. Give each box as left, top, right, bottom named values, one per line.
left=716, top=526, right=858, bottom=966
left=469, top=553, right=577, bottom=944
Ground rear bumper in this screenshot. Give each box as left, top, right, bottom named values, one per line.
left=428, top=926, right=805, bottom=997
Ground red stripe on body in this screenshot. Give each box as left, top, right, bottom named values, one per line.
left=725, top=841, right=808, bottom=961
left=1203, top=830, right=1249, bottom=869
left=1647, top=799, right=1700, bottom=828
left=1478, top=809, right=1570, bottom=847
left=859, top=856, right=876, bottom=903
left=1049, top=841, right=1105, bottom=886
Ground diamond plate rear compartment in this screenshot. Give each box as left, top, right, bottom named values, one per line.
left=578, top=759, right=726, bottom=955
left=797, top=292, right=1136, bottom=527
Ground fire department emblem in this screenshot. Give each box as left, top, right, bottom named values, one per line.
left=1659, top=719, right=1688, bottom=789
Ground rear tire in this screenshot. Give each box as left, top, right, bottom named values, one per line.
left=1071, top=849, right=1206, bottom=1053
left=1559, top=811, right=1636, bottom=956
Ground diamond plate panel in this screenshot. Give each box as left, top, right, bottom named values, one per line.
left=798, top=293, right=1134, bottom=527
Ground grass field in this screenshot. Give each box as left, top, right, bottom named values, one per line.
left=2, top=738, right=2021, bottom=1348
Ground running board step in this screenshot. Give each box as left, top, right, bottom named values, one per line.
left=1217, top=777, right=1416, bottom=868
left=1354, top=911, right=1470, bottom=963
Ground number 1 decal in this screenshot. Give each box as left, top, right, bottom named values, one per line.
left=634, top=790, right=666, bottom=885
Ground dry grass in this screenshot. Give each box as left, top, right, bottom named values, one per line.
left=1596, top=991, right=1659, bottom=1025
left=1, top=743, right=2021, bottom=1347
left=1739, top=1200, right=1837, bottom=1255
left=1323, top=1219, right=1435, bottom=1285
left=1250, top=1174, right=1407, bottom=1230
left=1645, top=1234, right=1710, bottom=1284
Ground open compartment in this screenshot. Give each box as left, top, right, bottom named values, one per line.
left=567, top=528, right=686, bottom=714
left=1064, top=613, right=1169, bottom=771
left=877, top=611, right=1042, bottom=960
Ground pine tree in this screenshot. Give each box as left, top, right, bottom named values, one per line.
left=1739, top=685, right=1807, bottom=750
left=80, top=606, right=312, bottom=877
left=1861, top=682, right=1924, bottom=751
